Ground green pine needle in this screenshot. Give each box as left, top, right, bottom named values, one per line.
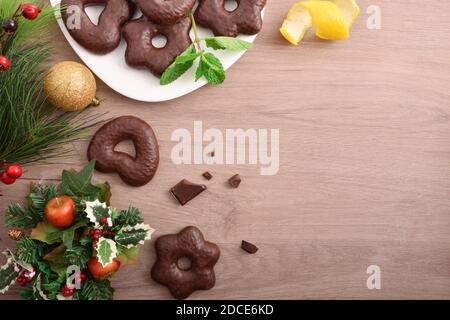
left=0, top=0, right=103, bottom=168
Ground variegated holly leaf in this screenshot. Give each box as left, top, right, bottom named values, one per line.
left=32, top=274, right=49, bottom=300
left=3, top=249, right=34, bottom=272
left=84, top=200, right=108, bottom=227
left=0, top=258, right=20, bottom=294
left=95, top=237, right=118, bottom=267
left=115, top=223, right=155, bottom=249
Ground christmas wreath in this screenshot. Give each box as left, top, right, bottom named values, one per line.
left=0, top=161, right=154, bottom=300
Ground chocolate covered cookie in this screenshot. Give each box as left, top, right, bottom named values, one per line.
left=194, top=0, right=266, bottom=37
left=87, top=116, right=159, bottom=187
left=151, top=226, right=220, bottom=299
left=123, top=17, right=192, bottom=77
left=135, top=0, right=195, bottom=25
left=61, top=0, right=134, bottom=54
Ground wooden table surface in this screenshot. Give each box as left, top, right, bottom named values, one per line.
left=2, top=0, right=450, bottom=300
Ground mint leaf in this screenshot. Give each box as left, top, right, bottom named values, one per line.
left=205, top=37, right=253, bottom=51
left=61, top=160, right=100, bottom=198
left=201, top=53, right=226, bottom=85
left=195, top=58, right=207, bottom=81
left=160, top=44, right=198, bottom=85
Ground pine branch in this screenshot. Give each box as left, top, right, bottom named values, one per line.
left=77, top=278, right=114, bottom=300
left=113, top=207, right=144, bottom=229
left=63, top=243, right=91, bottom=268
left=0, top=0, right=104, bottom=167
left=5, top=203, right=42, bottom=228
left=15, top=237, right=50, bottom=264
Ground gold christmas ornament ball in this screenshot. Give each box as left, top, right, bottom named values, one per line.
left=44, top=61, right=97, bottom=112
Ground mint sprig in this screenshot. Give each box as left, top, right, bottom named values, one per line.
left=160, top=13, right=253, bottom=86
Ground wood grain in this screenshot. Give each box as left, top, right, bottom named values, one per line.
left=2, top=0, right=450, bottom=299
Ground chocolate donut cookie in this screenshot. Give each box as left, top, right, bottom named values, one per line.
left=87, top=116, right=159, bottom=187
left=135, top=0, right=195, bottom=25
left=194, top=0, right=266, bottom=37
left=123, top=17, right=192, bottom=77
left=61, top=0, right=134, bottom=54
left=151, top=226, right=220, bottom=299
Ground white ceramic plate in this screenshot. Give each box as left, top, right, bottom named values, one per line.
left=50, top=0, right=262, bottom=102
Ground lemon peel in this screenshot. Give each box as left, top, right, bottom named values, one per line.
left=280, top=3, right=313, bottom=46
left=280, top=0, right=360, bottom=44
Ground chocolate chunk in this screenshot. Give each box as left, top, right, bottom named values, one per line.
left=171, top=179, right=207, bottom=205
left=241, top=240, right=258, bottom=254
left=228, top=174, right=241, bottom=188
left=209, top=151, right=215, bottom=157
left=202, top=171, right=213, bottom=180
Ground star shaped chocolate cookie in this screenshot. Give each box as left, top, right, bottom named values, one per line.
left=123, top=17, right=192, bottom=77
left=151, top=226, right=220, bottom=299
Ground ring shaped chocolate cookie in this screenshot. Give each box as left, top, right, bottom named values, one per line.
left=151, top=226, right=220, bottom=300
left=87, top=116, right=159, bottom=187
left=123, top=17, right=192, bottom=77
left=61, top=0, right=134, bottom=54
left=194, top=0, right=266, bottom=37
left=135, top=0, right=195, bottom=25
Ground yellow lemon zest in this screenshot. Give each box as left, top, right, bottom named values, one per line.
left=280, top=0, right=360, bottom=44
left=280, top=3, right=313, bottom=46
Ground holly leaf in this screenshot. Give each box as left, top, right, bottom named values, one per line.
left=115, top=223, right=155, bottom=249
left=84, top=200, right=108, bottom=227
left=117, top=246, right=140, bottom=265
left=160, top=44, right=198, bottom=85
left=205, top=37, right=253, bottom=51
left=0, top=258, right=20, bottom=294
left=95, top=237, right=118, bottom=267
left=61, top=160, right=101, bottom=198
left=32, top=274, right=49, bottom=300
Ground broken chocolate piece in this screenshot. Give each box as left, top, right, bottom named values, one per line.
left=228, top=174, right=241, bottom=188
left=202, top=171, right=213, bottom=180
left=241, top=240, right=258, bottom=254
left=171, top=179, right=207, bottom=205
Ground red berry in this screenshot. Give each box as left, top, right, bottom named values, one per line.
left=16, top=276, right=24, bottom=284
left=90, top=229, right=101, bottom=240
left=22, top=3, right=41, bottom=20
left=0, top=171, right=16, bottom=185
left=80, top=271, right=87, bottom=282
left=0, top=55, right=11, bottom=72
left=61, top=284, right=75, bottom=297
left=101, top=216, right=109, bottom=225
left=5, top=164, right=22, bottom=179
